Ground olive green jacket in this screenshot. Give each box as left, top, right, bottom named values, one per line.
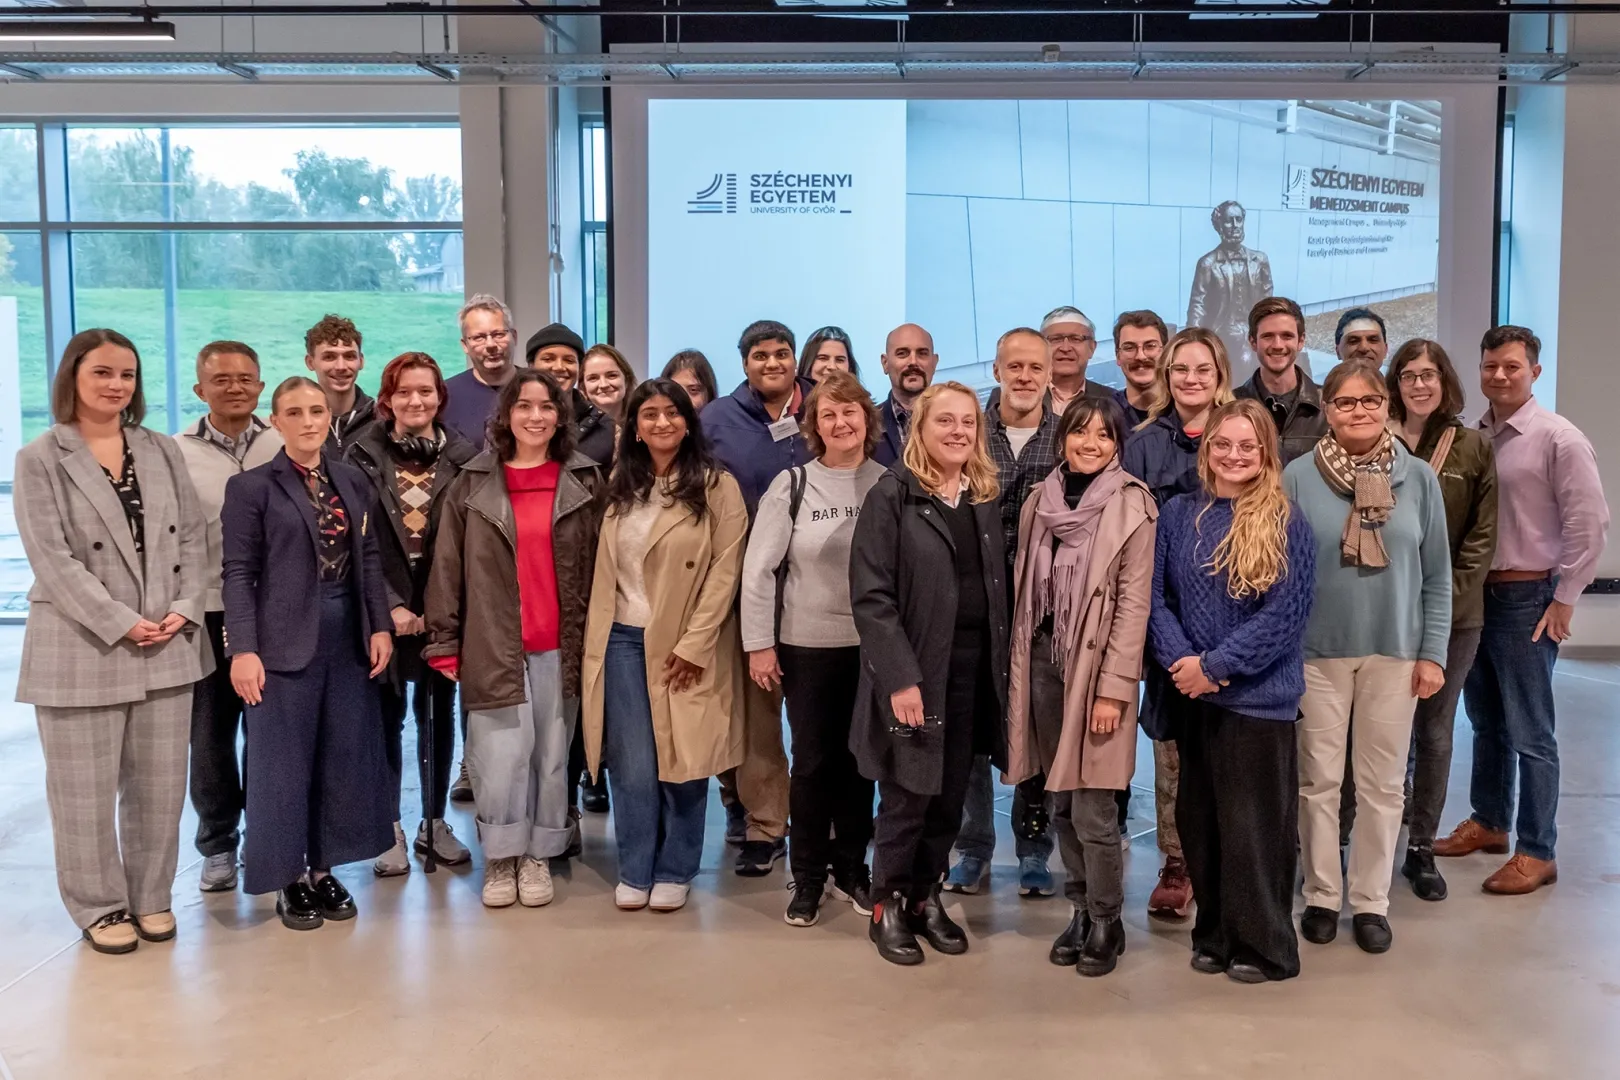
left=1404, top=419, right=1498, bottom=631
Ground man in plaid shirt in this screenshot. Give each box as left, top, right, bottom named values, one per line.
left=943, top=327, right=1065, bottom=900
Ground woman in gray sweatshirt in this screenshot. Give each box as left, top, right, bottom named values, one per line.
left=1284, top=360, right=1451, bottom=958
left=739, top=371, right=888, bottom=930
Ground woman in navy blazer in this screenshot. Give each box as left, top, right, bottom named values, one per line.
left=221, top=376, right=394, bottom=931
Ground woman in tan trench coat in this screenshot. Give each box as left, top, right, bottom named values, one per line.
left=1005, top=396, right=1156, bottom=978
left=581, top=378, right=748, bottom=914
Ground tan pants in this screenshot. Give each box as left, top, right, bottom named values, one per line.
left=725, top=676, right=789, bottom=841
left=1154, top=739, right=1182, bottom=860
left=1299, top=655, right=1419, bottom=917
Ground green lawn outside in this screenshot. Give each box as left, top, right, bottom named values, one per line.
left=5, top=285, right=468, bottom=439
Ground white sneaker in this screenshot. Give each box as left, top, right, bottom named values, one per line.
left=199, top=850, right=238, bottom=892
left=482, top=857, right=518, bottom=908
left=649, top=882, right=690, bottom=912
left=415, top=819, right=471, bottom=865
left=517, top=856, right=554, bottom=907
left=614, top=883, right=651, bottom=910
left=374, top=823, right=411, bottom=877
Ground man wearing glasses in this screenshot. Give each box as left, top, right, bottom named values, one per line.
left=1112, top=310, right=1169, bottom=428
left=1041, top=306, right=1114, bottom=417
left=442, top=293, right=518, bottom=451
left=1235, top=296, right=1328, bottom=465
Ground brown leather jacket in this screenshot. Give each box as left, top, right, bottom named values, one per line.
left=424, top=450, right=606, bottom=710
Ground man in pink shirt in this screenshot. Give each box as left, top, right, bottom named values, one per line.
left=1435, top=325, right=1609, bottom=894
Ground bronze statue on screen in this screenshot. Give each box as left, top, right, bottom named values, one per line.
left=1187, top=200, right=1274, bottom=382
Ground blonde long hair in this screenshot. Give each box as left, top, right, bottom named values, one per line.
left=1138, top=326, right=1235, bottom=431
left=902, top=381, right=1000, bottom=504
left=1194, top=398, right=1291, bottom=599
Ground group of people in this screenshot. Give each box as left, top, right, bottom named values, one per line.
left=14, top=290, right=1607, bottom=982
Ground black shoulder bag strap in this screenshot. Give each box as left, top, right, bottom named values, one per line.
left=772, top=465, right=808, bottom=644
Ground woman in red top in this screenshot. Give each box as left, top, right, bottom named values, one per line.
left=425, top=369, right=605, bottom=909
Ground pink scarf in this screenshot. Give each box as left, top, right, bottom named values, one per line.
left=1014, top=461, right=1130, bottom=666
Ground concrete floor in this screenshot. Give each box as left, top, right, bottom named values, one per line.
left=1, top=627, right=1617, bottom=1080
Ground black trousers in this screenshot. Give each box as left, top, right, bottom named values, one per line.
left=780, top=644, right=874, bottom=885
left=1176, top=698, right=1301, bottom=980
left=189, top=611, right=246, bottom=858
left=380, top=646, right=458, bottom=824
left=872, top=633, right=991, bottom=904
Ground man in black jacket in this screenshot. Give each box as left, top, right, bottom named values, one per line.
left=306, top=313, right=374, bottom=454
left=873, top=323, right=939, bottom=466
left=1234, top=296, right=1327, bottom=466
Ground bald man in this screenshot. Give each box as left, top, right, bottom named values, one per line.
left=873, top=323, right=940, bottom=466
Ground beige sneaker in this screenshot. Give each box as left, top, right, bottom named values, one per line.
left=615, top=883, right=651, bottom=910
left=649, top=882, right=691, bottom=912
left=374, top=822, right=411, bottom=877
left=517, top=856, right=554, bottom=907
left=134, top=910, right=176, bottom=942
left=482, top=856, right=518, bottom=908
left=82, top=911, right=138, bottom=954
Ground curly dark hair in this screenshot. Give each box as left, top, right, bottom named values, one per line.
left=489, top=368, right=577, bottom=464
left=607, top=378, right=721, bottom=523
left=304, top=313, right=362, bottom=355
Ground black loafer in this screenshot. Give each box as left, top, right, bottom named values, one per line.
left=1300, top=905, right=1338, bottom=944
left=1402, top=847, right=1448, bottom=902
left=1075, top=916, right=1126, bottom=977
left=870, top=893, right=924, bottom=966
left=909, top=886, right=969, bottom=955
left=1352, top=913, right=1392, bottom=954
left=310, top=875, right=357, bottom=921
left=1190, top=949, right=1227, bottom=975
left=1049, top=909, right=1090, bottom=967
left=1226, top=960, right=1269, bottom=984
left=276, top=883, right=324, bottom=931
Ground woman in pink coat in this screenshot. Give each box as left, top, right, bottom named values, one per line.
left=1006, top=396, right=1157, bottom=978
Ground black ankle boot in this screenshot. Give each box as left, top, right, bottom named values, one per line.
left=1049, top=908, right=1090, bottom=967
left=1075, top=916, right=1125, bottom=977
left=1402, top=846, right=1448, bottom=902
left=908, top=886, right=968, bottom=955
left=870, top=892, right=924, bottom=966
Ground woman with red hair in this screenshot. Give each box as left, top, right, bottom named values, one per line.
left=345, top=352, right=479, bottom=874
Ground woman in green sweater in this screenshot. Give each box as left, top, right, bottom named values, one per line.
left=1283, top=360, right=1451, bottom=957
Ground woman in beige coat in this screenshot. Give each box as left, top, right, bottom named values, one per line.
left=1006, top=396, right=1156, bottom=978
left=581, top=378, right=748, bottom=913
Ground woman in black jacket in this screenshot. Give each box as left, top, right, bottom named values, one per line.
left=345, top=352, right=479, bottom=875
left=849, top=381, right=1009, bottom=966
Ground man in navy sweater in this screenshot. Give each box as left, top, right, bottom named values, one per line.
left=701, top=320, right=814, bottom=875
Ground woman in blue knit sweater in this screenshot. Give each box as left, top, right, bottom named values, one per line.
left=1150, top=398, right=1316, bottom=983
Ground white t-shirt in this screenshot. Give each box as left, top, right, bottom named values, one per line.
left=1005, top=424, right=1039, bottom=459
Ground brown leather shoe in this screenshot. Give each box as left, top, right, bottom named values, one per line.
left=1433, top=819, right=1509, bottom=858
left=1482, top=854, right=1557, bottom=895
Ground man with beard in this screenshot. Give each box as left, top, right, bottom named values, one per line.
left=1187, top=200, right=1273, bottom=382
left=944, top=327, right=1061, bottom=898
left=873, top=323, right=940, bottom=466
left=442, top=293, right=517, bottom=451
left=1235, top=296, right=1327, bottom=465
left=1335, top=307, right=1390, bottom=366
left=702, top=319, right=814, bottom=876
left=523, top=323, right=617, bottom=467
left=305, top=314, right=373, bottom=453
left=1112, top=310, right=1168, bottom=429
left=1041, top=307, right=1113, bottom=417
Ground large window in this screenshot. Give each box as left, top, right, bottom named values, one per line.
left=581, top=118, right=609, bottom=347
left=0, top=122, right=463, bottom=438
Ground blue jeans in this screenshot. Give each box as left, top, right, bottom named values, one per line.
left=953, top=754, right=1055, bottom=864
left=602, top=624, right=709, bottom=890
left=1463, top=579, right=1561, bottom=862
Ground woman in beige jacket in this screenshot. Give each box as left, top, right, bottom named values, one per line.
left=581, top=378, right=748, bottom=913
left=1006, top=397, right=1157, bottom=978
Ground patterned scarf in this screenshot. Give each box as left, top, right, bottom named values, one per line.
left=1012, top=461, right=1129, bottom=667
left=1314, top=428, right=1396, bottom=569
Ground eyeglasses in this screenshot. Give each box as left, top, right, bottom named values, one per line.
left=1208, top=437, right=1262, bottom=457
left=1116, top=343, right=1161, bottom=357
left=1328, top=394, right=1387, bottom=414
left=1398, top=369, right=1440, bottom=386
left=463, top=329, right=512, bottom=347
left=1045, top=333, right=1095, bottom=346
left=1169, top=364, right=1217, bottom=381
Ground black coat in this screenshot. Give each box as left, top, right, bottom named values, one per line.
left=573, top=389, right=617, bottom=467
left=873, top=394, right=906, bottom=467
left=221, top=449, right=392, bottom=672
left=848, top=466, right=1010, bottom=794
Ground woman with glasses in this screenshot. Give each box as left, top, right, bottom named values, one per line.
left=1005, top=397, right=1156, bottom=978
left=1285, top=361, right=1451, bottom=955
left=1385, top=341, right=1498, bottom=902
left=849, top=382, right=1008, bottom=966
left=1151, top=399, right=1316, bottom=983
left=661, top=349, right=720, bottom=412
left=796, top=326, right=861, bottom=383
left=1122, top=326, right=1234, bottom=922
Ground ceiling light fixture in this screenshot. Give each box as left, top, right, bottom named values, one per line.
left=0, top=19, right=177, bottom=43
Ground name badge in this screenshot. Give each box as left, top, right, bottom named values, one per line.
left=768, top=416, right=798, bottom=443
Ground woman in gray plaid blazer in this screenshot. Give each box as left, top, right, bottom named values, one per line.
left=14, top=329, right=209, bottom=955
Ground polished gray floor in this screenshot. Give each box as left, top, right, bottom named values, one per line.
left=1, top=626, right=1617, bottom=1079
